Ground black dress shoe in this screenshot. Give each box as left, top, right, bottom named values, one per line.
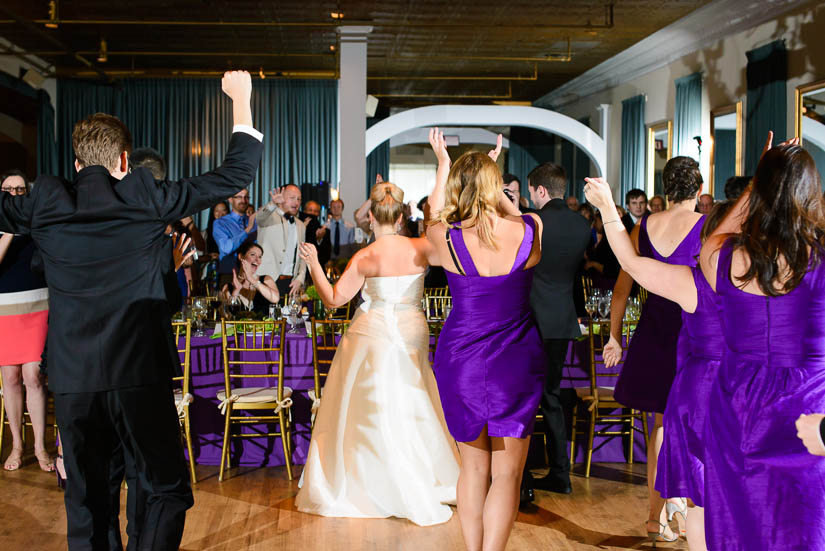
left=520, top=470, right=535, bottom=504
left=535, top=475, right=572, bottom=494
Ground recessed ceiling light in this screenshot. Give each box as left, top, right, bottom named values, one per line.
left=97, top=38, right=108, bottom=63
left=259, top=67, right=266, bottom=79
left=330, top=12, right=344, bottom=19
left=329, top=45, right=336, bottom=51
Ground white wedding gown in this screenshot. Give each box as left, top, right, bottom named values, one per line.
left=295, top=273, right=459, bottom=526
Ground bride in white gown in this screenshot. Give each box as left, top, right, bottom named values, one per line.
left=295, top=182, right=459, bottom=527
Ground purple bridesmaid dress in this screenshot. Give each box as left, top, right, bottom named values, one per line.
left=704, top=239, right=825, bottom=549
left=433, top=215, right=546, bottom=442
left=655, top=266, right=723, bottom=506
left=614, top=214, right=705, bottom=413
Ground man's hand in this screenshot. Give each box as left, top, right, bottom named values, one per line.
left=375, top=173, right=384, bottom=185
left=796, top=414, right=825, bottom=456
left=316, top=226, right=327, bottom=241
left=603, top=335, right=623, bottom=368
left=245, top=211, right=256, bottom=233
left=288, top=278, right=303, bottom=296
left=268, top=188, right=285, bottom=207
left=171, top=232, right=196, bottom=271
left=221, top=71, right=252, bottom=104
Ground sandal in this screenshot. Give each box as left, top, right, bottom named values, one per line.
left=3, top=447, right=24, bottom=471
left=35, top=448, right=55, bottom=472
left=646, top=519, right=678, bottom=548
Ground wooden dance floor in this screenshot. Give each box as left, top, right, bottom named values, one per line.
left=0, top=440, right=689, bottom=551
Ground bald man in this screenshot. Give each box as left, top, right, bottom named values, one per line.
left=697, top=193, right=714, bottom=215
left=256, top=184, right=307, bottom=296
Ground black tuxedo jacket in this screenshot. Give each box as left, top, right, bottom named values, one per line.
left=300, top=213, right=331, bottom=268
left=529, top=198, right=592, bottom=339
left=0, top=132, right=263, bottom=393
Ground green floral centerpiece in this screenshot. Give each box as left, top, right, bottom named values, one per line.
left=306, top=285, right=324, bottom=319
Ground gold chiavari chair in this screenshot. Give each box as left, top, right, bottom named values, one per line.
left=424, top=286, right=450, bottom=298
left=569, top=318, right=648, bottom=478
left=424, top=295, right=452, bottom=322
left=581, top=275, right=594, bottom=306
left=218, top=319, right=292, bottom=481
left=171, top=320, right=197, bottom=484
left=638, top=286, right=649, bottom=306
left=325, top=300, right=353, bottom=321
left=308, top=318, right=351, bottom=428
left=427, top=320, right=445, bottom=365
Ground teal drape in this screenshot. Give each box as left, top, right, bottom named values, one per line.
left=714, top=129, right=736, bottom=200
left=0, top=71, right=58, bottom=177
left=620, top=94, right=646, bottom=199
left=745, top=40, right=787, bottom=174
left=674, top=73, right=702, bottom=160
left=366, top=116, right=389, bottom=195
left=506, top=141, right=537, bottom=201
left=507, top=126, right=558, bottom=205
left=57, top=78, right=337, bottom=222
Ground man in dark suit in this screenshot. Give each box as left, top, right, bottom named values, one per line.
left=300, top=200, right=331, bottom=268
left=0, top=71, right=263, bottom=551
left=527, top=162, right=591, bottom=495
left=621, top=188, right=648, bottom=232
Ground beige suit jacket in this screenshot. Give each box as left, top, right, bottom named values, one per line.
left=255, top=205, right=307, bottom=284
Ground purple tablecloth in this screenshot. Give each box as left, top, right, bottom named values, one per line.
left=187, top=327, right=326, bottom=467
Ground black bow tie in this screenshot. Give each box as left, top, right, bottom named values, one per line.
left=284, top=213, right=295, bottom=224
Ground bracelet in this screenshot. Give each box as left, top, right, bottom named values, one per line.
left=604, top=219, right=622, bottom=226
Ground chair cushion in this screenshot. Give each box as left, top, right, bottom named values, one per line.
left=217, top=386, right=293, bottom=403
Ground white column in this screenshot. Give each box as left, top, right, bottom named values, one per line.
left=596, top=104, right=614, bottom=197
left=337, top=26, right=372, bottom=217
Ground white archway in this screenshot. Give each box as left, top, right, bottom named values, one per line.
left=389, top=127, right=510, bottom=149
left=366, top=105, right=606, bottom=177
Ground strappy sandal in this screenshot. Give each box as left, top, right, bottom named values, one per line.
left=3, top=447, right=23, bottom=471
left=666, top=498, right=688, bottom=537
left=35, top=448, right=55, bottom=472
left=646, top=520, right=678, bottom=548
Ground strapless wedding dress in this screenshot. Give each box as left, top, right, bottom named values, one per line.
left=295, top=273, right=459, bottom=526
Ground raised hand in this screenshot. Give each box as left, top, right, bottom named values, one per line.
left=796, top=414, right=825, bottom=456
left=429, top=127, right=451, bottom=166
left=245, top=211, right=256, bottom=233
left=488, top=133, right=503, bottom=162
left=375, top=173, right=384, bottom=184
left=171, top=232, right=196, bottom=271
left=268, top=187, right=285, bottom=207
left=602, top=335, right=623, bottom=368
left=240, top=258, right=256, bottom=282
left=221, top=71, right=252, bottom=104
left=232, top=268, right=243, bottom=292
left=583, top=177, right=616, bottom=212
left=299, top=242, right=319, bottom=267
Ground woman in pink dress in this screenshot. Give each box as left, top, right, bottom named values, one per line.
left=0, top=170, right=52, bottom=472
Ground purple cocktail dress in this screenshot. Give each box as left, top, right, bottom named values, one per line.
left=433, top=215, right=546, bottom=442
left=614, top=215, right=705, bottom=413
left=704, top=239, right=825, bottom=549
left=655, top=266, right=723, bottom=506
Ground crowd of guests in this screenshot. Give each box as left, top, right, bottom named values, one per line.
left=2, top=66, right=825, bottom=551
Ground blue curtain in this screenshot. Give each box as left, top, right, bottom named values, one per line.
left=674, top=73, right=702, bottom=160
left=745, top=40, right=787, bottom=174
left=620, top=95, right=645, bottom=199
left=714, top=129, right=736, bottom=200
left=57, top=78, right=337, bottom=222
left=506, top=141, right=537, bottom=201
left=366, top=116, right=389, bottom=195
left=0, top=71, right=58, bottom=177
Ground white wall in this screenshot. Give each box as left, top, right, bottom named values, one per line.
left=556, top=1, right=825, bottom=200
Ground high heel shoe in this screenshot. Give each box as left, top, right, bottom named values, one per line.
left=646, top=520, right=678, bottom=548
left=666, top=499, right=688, bottom=537
left=35, top=449, right=55, bottom=473
left=55, top=454, right=66, bottom=490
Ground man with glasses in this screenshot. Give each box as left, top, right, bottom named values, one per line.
left=0, top=170, right=29, bottom=195
left=213, top=188, right=257, bottom=283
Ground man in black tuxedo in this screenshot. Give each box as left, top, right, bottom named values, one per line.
left=300, top=200, right=331, bottom=268
left=0, top=71, right=263, bottom=551
left=527, top=162, right=591, bottom=495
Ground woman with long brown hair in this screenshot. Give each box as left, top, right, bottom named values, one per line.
left=699, top=137, right=825, bottom=550
left=427, top=129, right=544, bottom=551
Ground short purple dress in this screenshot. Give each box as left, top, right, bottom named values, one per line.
left=655, top=266, right=723, bottom=507
left=434, top=215, right=546, bottom=442
left=614, top=215, right=705, bottom=413
left=704, top=239, right=825, bottom=550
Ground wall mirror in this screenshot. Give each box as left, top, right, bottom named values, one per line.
left=796, top=80, right=825, bottom=188
left=710, top=102, right=742, bottom=199
left=646, top=120, right=672, bottom=199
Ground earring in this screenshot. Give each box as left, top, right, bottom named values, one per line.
left=369, top=221, right=374, bottom=231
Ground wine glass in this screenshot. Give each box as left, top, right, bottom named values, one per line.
left=191, top=297, right=208, bottom=336
left=288, top=296, right=301, bottom=333
left=598, top=296, right=611, bottom=321
left=584, top=297, right=598, bottom=321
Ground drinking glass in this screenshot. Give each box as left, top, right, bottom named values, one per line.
left=288, top=296, right=302, bottom=333
left=598, top=296, right=611, bottom=320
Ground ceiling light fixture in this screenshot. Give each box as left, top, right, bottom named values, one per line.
left=45, top=0, right=59, bottom=28
left=329, top=45, right=336, bottom=52
left=259, top=67, right=266, bottom=79
left=330, top=12, right=344, bottom=19
left=97, top=38, right=108, bottom=63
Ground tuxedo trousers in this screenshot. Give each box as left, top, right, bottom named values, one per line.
left=108, top=439, right=142, bottom=551
left=541, top=339, right=571, bottom=479
left=54, top=383, right=194, bottom=551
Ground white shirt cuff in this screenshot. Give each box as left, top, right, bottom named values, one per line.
left=232, top=124, right=263, bottom=142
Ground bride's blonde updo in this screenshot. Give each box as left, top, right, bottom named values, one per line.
left=435, top=151, right=501, bottom=249
left=369, top=182, right=405, bottom=225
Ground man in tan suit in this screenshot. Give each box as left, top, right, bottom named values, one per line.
left=256, top=184, right=306, bottom=297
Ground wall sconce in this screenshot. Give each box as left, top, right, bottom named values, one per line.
left=97, top=38, right=108, bottom=63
